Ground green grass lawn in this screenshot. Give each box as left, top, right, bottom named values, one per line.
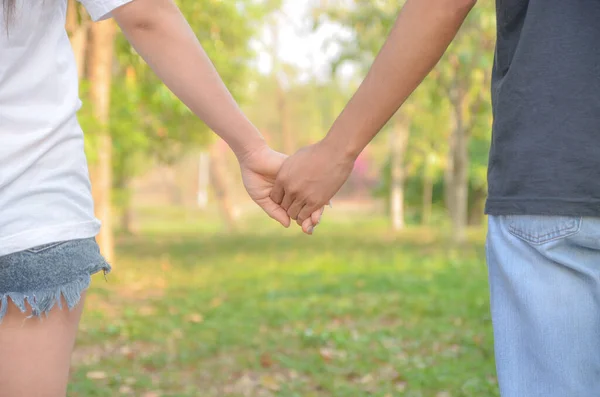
left=69, top=211, right=498, bottom=397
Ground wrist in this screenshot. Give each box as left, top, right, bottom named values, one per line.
left=321, top=125, right=363, bottom=163
left=232, top=133, right=268, bottom=163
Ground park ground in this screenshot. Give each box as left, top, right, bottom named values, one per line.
left=69, top=207, right=498, bottom=397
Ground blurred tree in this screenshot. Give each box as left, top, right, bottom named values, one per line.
left=269, top=20, right=295, bottom=154
left=245, top=71, right=352, bottom=154
left=404, top=81, right=449, bottom=226
left=65, top=0, right=89, bottom=76
left=67, top=0, right=117, bottom=260
left=209, top=140, right=238, bottom=231
left=314, top=1, right=495, bottom=238
left=314, top=0, right=408, bottom=230
left=88, top=19, right=117, bottom=261
left=389, top=117, right=410, bottom=230
left=69, top=1, right=280, bottom=244
left=434, top=6, right=495, bottom=241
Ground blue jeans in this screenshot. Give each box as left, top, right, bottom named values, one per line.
left=487, top=215, right=600, bottom=397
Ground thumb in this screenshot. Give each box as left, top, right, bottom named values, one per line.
left=270, top=177, right=285, bottom=205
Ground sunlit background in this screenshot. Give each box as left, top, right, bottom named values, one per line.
left=70, top=0, right=498, bottom=395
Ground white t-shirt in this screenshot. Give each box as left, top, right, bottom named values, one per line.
left=0, top=0, right=132, bottom=256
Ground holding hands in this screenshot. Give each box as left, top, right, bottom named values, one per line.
left=270, top=139, right=355, bottom=228
left=237, top=143, right=329, bottom=235
left=240, top=139, right=355, bottom=235
left=113, top=0, right=476, bottom=236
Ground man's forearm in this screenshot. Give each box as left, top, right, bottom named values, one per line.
left=323, top=0, right=477, bottom=159
left=113, top=0, right=265, bottom=158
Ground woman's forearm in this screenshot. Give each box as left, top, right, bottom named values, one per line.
left=113, top=0, right=265, bottom=158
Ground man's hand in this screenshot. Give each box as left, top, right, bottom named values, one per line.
left=270, top=139, right=355, bottom=227
left=239, top=144, right=323, bottom=234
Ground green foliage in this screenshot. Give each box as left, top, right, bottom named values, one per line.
left=70, top=212, right=497, bottom=396
left=109, top=0, right=278, bottom=162
left=315, top=2, right=496, bottom=216
left=314, top=0, right=398, bottom=74
left=84, top=0, right=281, bottom=212
left=434, top=5, right=495, bottom=193
left=244, top=73, right=354, bottom=151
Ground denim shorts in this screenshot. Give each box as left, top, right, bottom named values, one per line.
left=0, top=238, right=110, bottom=322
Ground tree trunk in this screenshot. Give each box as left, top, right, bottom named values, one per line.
left=444, top=131, right=456, bottom=223
left=271, top=21, right=294, bottom=154
left=121, top=206, right=133, bottom=234
left=390, top=121, right=409, bottom=231
left=197, top=151, right=210, bottom=208
left=454, top=123, right=469, bottom=242
left=468, top=187, right=486, bottom=226
left=89, top=20, right=117, bottom=262
left=422, top=157, right=434, bottom=225
left=277, top=82, right=294, bottom=154
left=116, top=174, right=134, bottom=235
left=209, top=141, right=237, bottom=231
left=66, top=0, right=89, bottom=77
left=448, top=90, right=469, bottom=243
left=120, top=197, right=134, bottom=235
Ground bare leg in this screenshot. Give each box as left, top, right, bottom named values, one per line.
left=0, top=293, right=85, bottom=397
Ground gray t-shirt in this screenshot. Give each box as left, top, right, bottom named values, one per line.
left=485, top=0, right=600, bottom=216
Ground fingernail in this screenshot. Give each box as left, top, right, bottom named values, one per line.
left=329, top=201, right=333, bottom=208
left=307, top=226, right=314, bottom=234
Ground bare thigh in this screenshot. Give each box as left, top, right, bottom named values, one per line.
left=0, top=294, right=85, bottom=397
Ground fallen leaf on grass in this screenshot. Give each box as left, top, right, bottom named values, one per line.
left=138, top=306, right=156, bottom=317
left=171, top=329, right=184, bottom=339
left=86, top=371, right=107, bottom=380
left=319, top=348, right=334, bottom=363
left=260, top=353, right=273, bottom=368
left=210, top=296, right=225, bottom=308
left=378, top=365, right=401, bottom=381
left=186, top=313, right=204, bottom=323
left=260, top=375, right=280, bottom=391
left=232, top=374, right=256, bottom=394
left=119, top=345, right=136, bottom=360
left=396, top=381, right=408, bottom=392
left=359, top=374, right=374, bottom=384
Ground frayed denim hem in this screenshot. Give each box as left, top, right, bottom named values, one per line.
left=0, top=263, right=111, bottom=323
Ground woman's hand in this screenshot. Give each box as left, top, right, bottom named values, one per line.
left=239, top=144, right=323, bottom=234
